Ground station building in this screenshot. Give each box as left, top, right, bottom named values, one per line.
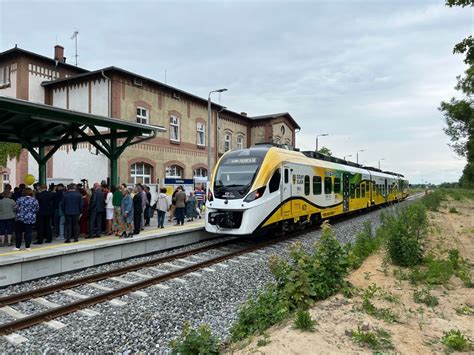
left=0, top=45, right=300, bottom=190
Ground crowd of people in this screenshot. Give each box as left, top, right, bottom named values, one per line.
left=0, top=181, right=207, bottom=251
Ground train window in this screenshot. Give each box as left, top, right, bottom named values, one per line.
left=313, top=176, right=322, bottom=195
left=361, top=183, right=366, bottom=198
left=304, top=175, right=310, bottom=196
left=356, top=187, right=360, bottom=199
left=334, top=177, right=341, bottom=194
left=350, top=183, right=355, bottom=198
left=324, top=177, right=332, bottom=194
left=269, top=169, right=281, bottom=193
left=284, top=169, right=289, bottom=184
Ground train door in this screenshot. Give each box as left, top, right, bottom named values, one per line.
left=342, top=173, right=350, bottom=212
left=281, top=165, right=292, bottom=219
left=384, top=179, right=388, bottom=202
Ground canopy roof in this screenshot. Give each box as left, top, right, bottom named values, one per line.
left=0, top=96, right=165, bottom=147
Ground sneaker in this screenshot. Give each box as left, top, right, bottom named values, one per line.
left=25, top=248, right=31, bottom=251
left=12, top=247, right=20, bottom=251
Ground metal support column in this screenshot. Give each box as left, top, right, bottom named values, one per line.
left=38, top=145, right=46, bottom=185
left=110, top=129, right=118, bottom=186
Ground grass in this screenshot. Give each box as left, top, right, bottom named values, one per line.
left=413, top=288, right=439, bottom=307
left=455, top=304, right=474, bottom=315
left=350, top=327, right=394, bottom=350
left=293, top=309, right=316, bottom=332
left=448, top=207, right=459, bottom=213
left=361, top=285, right=399, bottom=323
left=441, top=329, right=472, bottom=351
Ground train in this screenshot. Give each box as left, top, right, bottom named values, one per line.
left=205, top=144, right=409, bottom=235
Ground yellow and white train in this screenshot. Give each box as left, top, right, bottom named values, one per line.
left=205, top=145, right=409, bottom=235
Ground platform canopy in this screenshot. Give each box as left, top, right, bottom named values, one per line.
left=0, top=95, right=166, bottom=185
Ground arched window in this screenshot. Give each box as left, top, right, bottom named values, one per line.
left=224, top=132, right=232, bottom=152
left=166, top=165, right=183, bottom=178
left=131, top=163, right=152, bottom=184
left=194, top=168, right=207, bottom=178
left=237, top=135, right=244, bottom=150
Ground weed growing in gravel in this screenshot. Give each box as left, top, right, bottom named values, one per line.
left=293, top=309, right=316, bottom=332
left=170, top=322, right=220, bottom=355
left=441, top=329, right=472, bottom=351
left=350, top=326, right=393, bottom=351
left=230, top=285, right=290, bottom=342
left=347, top=221, right=382, bottom=269
left=455, top=304, right=474, bottom=315
left=269, top=221, right=349, bottom=309
left=413, top=288, right=439, bottom=307
left=380, top=203, right=427, bottom=267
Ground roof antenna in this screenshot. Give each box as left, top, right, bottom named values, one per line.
left=70, top=29, right=79, bottom=66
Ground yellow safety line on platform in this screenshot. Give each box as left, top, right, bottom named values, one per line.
left=0, top=223, right=200, bottom=257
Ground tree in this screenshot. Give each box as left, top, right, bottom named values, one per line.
left=318, top=146, right=332, bottom=156
left=439, top=1, right=474, bottom=188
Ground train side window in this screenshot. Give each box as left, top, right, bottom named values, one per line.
left=334, top=177, right=341, bottom=194
left=361, top=183, right=366, bottom=198
left=284, top=169, right=289, bottom=184
left=304, top=175, right=310, bottom=196
left=269, top=169, right=281, bottom=193
left=356, top=187, right=360, bottom=199
left=324, top=177, right=332, bottom=194
left=313, top=176, right=322, bottom=195
left=350, top=183, right=355, bottom=198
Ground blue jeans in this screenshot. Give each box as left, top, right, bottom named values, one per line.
left=54, top=209, right=65, bottom=239
left=157, top=210, right=166, bottom=228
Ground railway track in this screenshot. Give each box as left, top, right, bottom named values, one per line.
left=0, top=194, right=423, bottom=339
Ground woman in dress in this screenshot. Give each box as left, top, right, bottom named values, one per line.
left=112, top=185, right=124, bottom=237
left=105, top=187, right=114, bottom=235
left=78, top=188, right=89, bottom=236
left=186, top=191, right=198, bottom=222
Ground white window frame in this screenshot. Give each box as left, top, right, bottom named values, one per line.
left=197, top=122, right=205, bottom=146
left=224, top=133, right=232, bottom=152
left=166, top=165, right=183, bottom=178
left=130, top=163, right=152, bottom=184
left=136, top=107, right=149, bottom=124
left=193, top=168, right=207, bottom=178
left=0, top=66, right=11, bottom=86
left=170, top=116, right=180, bottom=142
left=237, top=135, right=244, bottom=150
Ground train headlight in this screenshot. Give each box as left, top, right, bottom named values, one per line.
left=244, top=186, right=266, bottom=202
left=208, top=190, right=214, bottom=202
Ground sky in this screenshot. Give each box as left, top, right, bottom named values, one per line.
left=1, top=0, right=472, bottom=184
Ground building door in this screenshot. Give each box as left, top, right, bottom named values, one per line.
left=343, top=173, right=350, bottom=212
left=384, top=179, right=388, bottom=202
left=281, top=166, right=292, bottom=219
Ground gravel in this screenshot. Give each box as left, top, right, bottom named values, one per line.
left=0, top=202, right=410, bottom=352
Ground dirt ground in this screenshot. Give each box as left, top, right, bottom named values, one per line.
left=232, top=198, right=474, bottom=354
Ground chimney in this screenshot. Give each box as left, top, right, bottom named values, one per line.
left=240, top=112, right=247, bottom=117
left=54, top=45, right=64, bottom=62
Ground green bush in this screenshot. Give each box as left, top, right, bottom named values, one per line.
left=270, top=221, right=349, bottom=309
left=381, top=203, right=427, bottom=267
left=230, top=284, right=290, bottom=342
left=293, top=309, right=316, bottom=332
left=413, top=288, right=439, bottom=307
left=170, top=323, right=220, bottom=355
left=350, top=327, right=393, bottom=350
left=441, top=329, right=472, bottom=351
left=421, top=191, right=444, bottom=211
left=347, top=221, right=382, bottom=269
left=448, top=207, right=459, bottom=213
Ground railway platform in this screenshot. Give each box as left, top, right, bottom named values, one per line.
left=0, top=218, right=212, bottom=287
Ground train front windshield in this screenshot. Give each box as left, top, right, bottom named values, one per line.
left=213, top=156, right=261, bottom=199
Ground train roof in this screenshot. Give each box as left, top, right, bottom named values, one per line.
left=250, top=144, right=404, bottom=178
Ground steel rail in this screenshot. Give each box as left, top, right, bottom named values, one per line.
left=0, top=236, right=289, bottom=336
left=0, top=237, right=239, bottom=307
